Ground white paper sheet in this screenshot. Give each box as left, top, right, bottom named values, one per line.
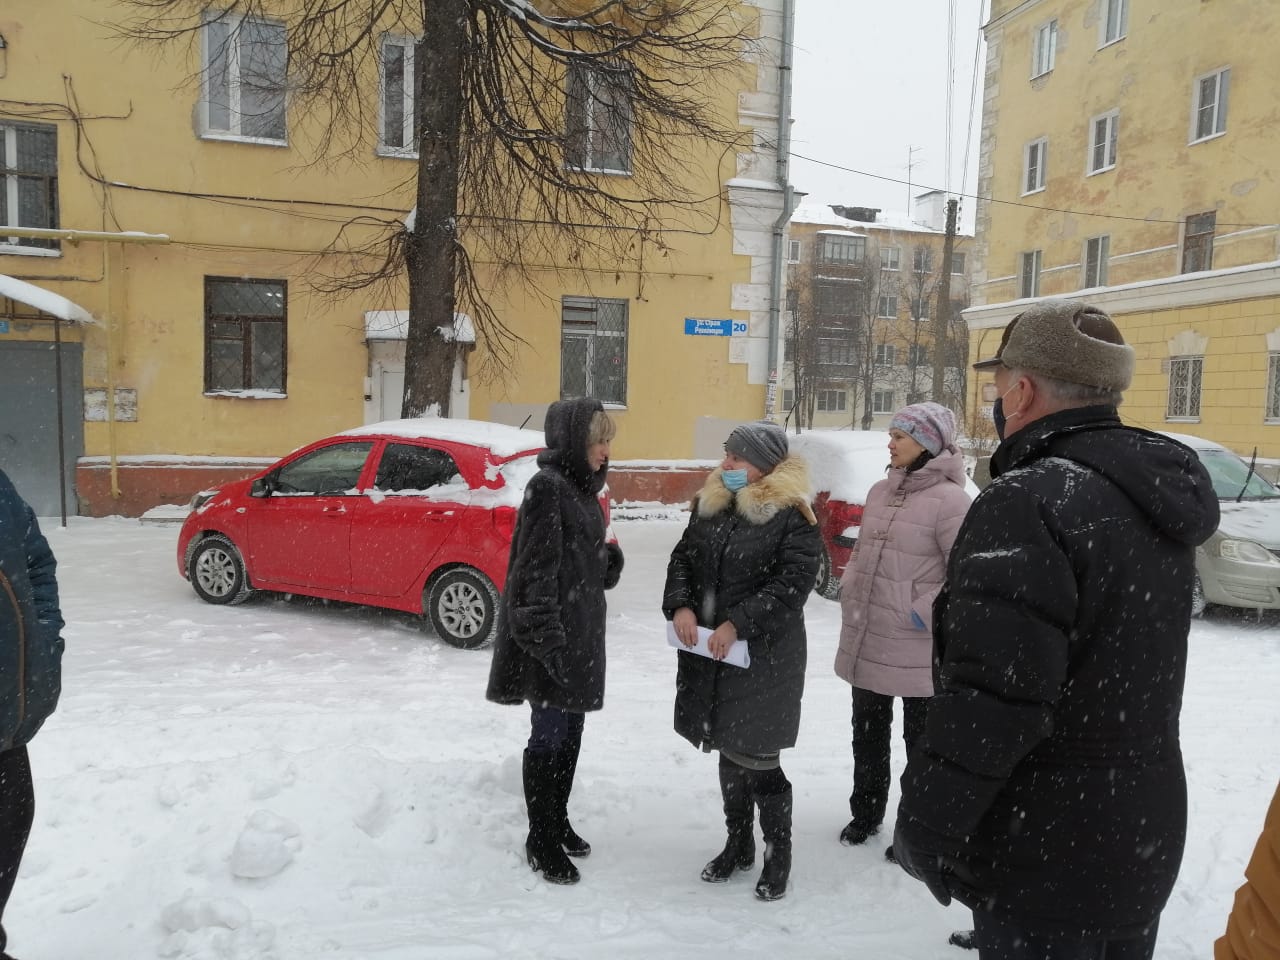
left=665, top=621, right=751, bottom=668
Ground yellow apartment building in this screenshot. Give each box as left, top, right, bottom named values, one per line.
left=968, top=0, right=1280, bottom=456
left=784, top=194, right=973, bottom=430
left=0, top=0, right=795, bottom=515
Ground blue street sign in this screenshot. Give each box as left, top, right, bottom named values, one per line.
left=0, top=321, right=9, bottom=334
left=684, top=317, right=748, bottom=337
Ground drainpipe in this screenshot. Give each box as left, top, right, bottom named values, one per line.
left=766, top=0, right=798, bottom=420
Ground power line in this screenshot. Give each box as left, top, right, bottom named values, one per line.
left=789, top=150, right=1280, bottom=230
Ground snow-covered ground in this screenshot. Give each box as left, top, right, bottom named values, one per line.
left=10, top=515, right=1280, bottom=959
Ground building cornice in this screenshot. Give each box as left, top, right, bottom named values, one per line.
left=964, top=260, right=1280, bottom=331
left=986, top=0, right=1049, bottom=32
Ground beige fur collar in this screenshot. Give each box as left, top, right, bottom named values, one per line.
left=695, top=455, right=817, bottom=526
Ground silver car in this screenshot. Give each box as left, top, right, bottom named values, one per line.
left=1165, top=432, right=1280, bottom=615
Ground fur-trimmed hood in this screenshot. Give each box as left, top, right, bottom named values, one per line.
left=695, top=455, right=817, bottom=526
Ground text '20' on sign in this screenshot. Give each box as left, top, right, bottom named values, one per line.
left=684, top=318, right=747, bottom=337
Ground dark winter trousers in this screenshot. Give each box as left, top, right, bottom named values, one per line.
left=0, top=746, right=33, bottom=955
left=849, top=687, right=927, bottom=829
left=528, top=704, right=584, bottom=755
left=972, top=912, right=1159, bottom=960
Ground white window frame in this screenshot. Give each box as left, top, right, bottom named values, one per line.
left=378, top=35, right=418, bottom=157
left=1083, top=235, right=1110, bottom=288
left=1100, top=0, right=1129, bottom=47
left=877, top=294, right=898, bottom=319
left=1088, top=110, right=1119, bottom=175
left=787, top=239, right=802, bottom=263
left=908, top=344, right=929, bottom=367
left=880, top=246, right=900, bottom=271
left=1267, top=353, right=1280, bottom=423
left=872, top=390, right=895, bottom=415
left=817, top=389, right=846, bottom=412
left=1190, top=67, right=1230, bottom=144
left=1032, top=19, right=1058, bottom=78
left=1020, top=250, right=1042, bottom=299
left=565, top=62, right=633, bottom=175
left=200, top=12, right=288, bottom=144
left=819, top=234, right=866, bottom=264
left=1023, top=138, right=1048, bottom=194
left=875, top=343, right=896, bottom=365
left=1166, top=356, right=1203, bottom=421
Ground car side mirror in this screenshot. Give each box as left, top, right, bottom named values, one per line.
left=251, top=476, right=275, bottom=498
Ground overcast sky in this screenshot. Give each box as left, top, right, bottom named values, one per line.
left=789, top=0, right=988, bottom=228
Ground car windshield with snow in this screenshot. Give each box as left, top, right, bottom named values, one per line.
left=176, top=419, right=562, bottom=648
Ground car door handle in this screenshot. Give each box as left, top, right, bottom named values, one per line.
left=323, top=505, right=347, bottom=516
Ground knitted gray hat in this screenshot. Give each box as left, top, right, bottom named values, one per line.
left=973, top=299, right=1134, bottom=391
left=725, top=421, right=789, bottom=472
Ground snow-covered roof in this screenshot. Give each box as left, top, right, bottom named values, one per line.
left=364, top=310, right=475, bottom=343
left=815, top=229, right=867, bottom=238
left=789, top=201, right=970, bottom=237
left=338, top=417, right=545, bottom=459
left=0, top=274, right=95, bottom=324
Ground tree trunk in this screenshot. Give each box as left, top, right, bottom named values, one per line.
left=402, top=0, right=466, bottom=418
left=931, top=198, right=959, bottom=403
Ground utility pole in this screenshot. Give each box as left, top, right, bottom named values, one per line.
left=906, top=145, right=922, bottom=213
left=932, top=196, right=959, bottom=403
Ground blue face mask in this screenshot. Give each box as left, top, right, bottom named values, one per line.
left=722, top=468, right=749, bottom=492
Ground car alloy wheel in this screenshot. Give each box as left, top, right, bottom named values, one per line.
left=427, top=567, right=499, bottom=649
left=814, top=547, right=840, bottom=600
left=188, top=534, right=253, bottom=605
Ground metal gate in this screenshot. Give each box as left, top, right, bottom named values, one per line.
left=0, top=340, right=84, bottom=517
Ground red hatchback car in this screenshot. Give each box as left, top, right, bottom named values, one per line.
left=177, top=419, right=569, bottom=649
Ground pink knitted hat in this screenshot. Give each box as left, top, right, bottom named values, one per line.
left=889, top=402, right=956, bottom=456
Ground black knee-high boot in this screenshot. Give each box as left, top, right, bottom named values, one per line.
left=557, top=732, right=591, bottom=857
left=753, top=769, right=793, bottom=901
left=523, top=748, right=579, bottom=884
left=701, top=755, right=756, bottom=882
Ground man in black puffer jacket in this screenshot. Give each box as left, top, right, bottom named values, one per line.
left=487, top=398, right=624, bottom=886
left=0, top=468, right=64, bottom=960
left=893, top=300, right=1220, bottom=959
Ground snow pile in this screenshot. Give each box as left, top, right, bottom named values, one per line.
left=7, top=517, right=1276, bottom=958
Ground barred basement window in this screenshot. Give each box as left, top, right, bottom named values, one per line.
left=561, top=297, right=628, bottom=404
left=1267, top=354, right=1280, bottom=421
left=1166, top=356, right=1203, bottom=420
left=0, top=122, right=59, bottom=251
left=204, top=277, right=287, bottom=394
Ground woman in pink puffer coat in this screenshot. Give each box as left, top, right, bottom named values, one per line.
left=834, top=402, right=972, bottom=851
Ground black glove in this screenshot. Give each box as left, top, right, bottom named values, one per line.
left=541, top=648, right=571, bottom=687
left=892, top=818, right=953, bottom=907
left=604, top=541, right=625, bottom=590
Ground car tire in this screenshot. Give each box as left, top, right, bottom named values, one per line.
left=426, top=567, right=499, bottom=649
left=1190, top=573, right=1207, bottom=618
left=815, top=547, right=841, bottom=600
left=188, top=534, right=254, bottom=606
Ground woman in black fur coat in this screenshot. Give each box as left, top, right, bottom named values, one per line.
left=486, top=397, right=623, bottom=885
